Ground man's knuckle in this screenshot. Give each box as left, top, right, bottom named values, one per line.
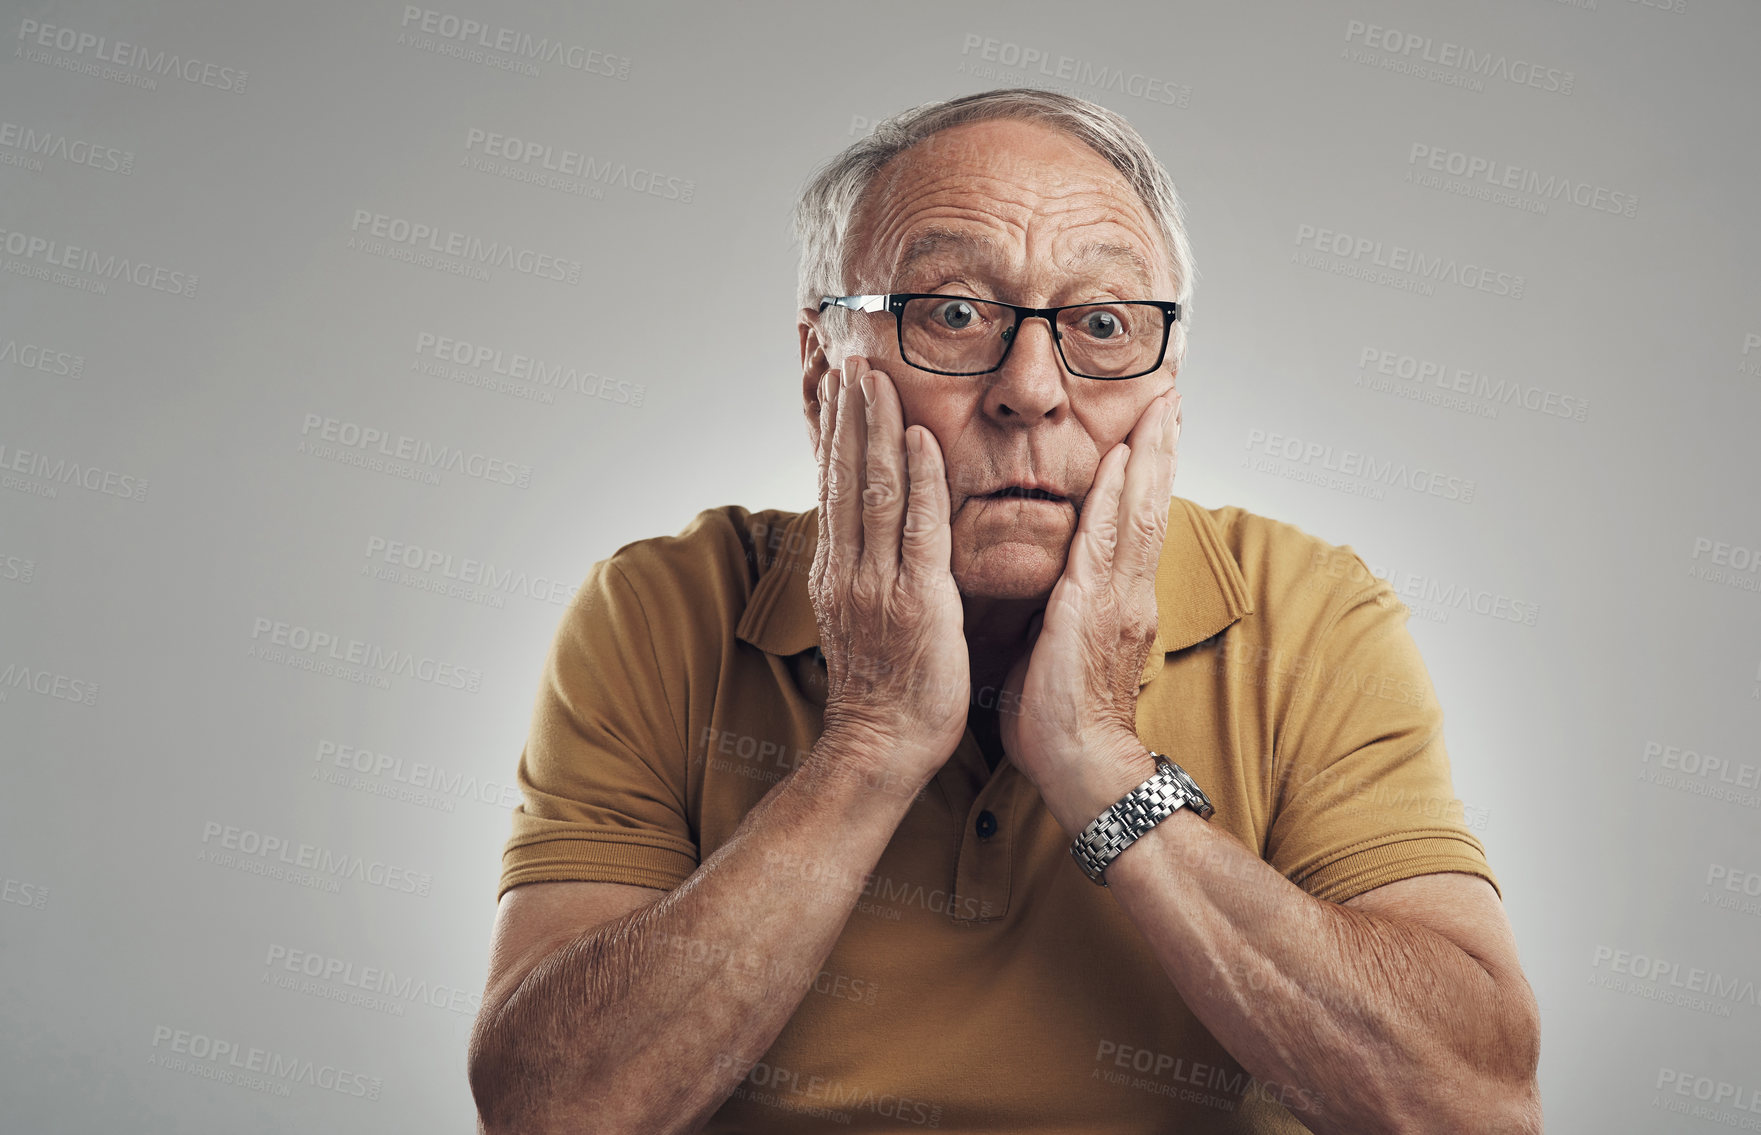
left=850, top=573, right=883, bottom=608
left=879, top=587, right=918, bottom=626
left=862, top=478, right=900, bottom=510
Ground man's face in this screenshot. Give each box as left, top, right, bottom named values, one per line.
left=801, top=117, right=1180, bottom=601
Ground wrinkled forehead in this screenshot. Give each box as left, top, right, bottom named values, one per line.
left=847, top=123, right=1172, bottom=294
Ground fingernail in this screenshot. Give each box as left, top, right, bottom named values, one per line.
left=859, top=372, right=873, bottom=401
left=841, top=368, right=852, bottom=390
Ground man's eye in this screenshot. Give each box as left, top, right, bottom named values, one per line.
left=1081, top=310, right=1122, bottom=339
left=935, top=299, right=978, bottom=330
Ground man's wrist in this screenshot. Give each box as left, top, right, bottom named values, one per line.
left=790, top=727, right=933, bottom=822
left=1068, top=749, right=1216, bottom=885
left=1039, top=735, right=1161, bottom=839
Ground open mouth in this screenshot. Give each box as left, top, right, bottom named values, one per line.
left=984, top=486, right=1065, bottom=502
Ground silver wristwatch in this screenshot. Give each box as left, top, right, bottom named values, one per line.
left=1070, top=753, right=1214, bottom=886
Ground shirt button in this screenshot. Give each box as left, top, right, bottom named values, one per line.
left=975, top=810, right=998, bottom=839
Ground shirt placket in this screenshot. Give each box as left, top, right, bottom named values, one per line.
left=939, top=731, right=1017, bottom=924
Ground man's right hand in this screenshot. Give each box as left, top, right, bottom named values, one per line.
left=809, top=355, right=969, bottom=793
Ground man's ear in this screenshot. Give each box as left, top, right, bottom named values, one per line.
left=799, top=307, right=837, bottom=455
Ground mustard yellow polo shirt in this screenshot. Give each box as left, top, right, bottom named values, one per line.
left=498, top=496, right=1498, bottom=1133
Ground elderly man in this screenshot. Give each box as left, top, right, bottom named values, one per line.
left=467, top=89, right=1542, bottom=1134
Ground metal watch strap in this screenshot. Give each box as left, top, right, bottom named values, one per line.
left=1070, top=753, right=1214, bottom=886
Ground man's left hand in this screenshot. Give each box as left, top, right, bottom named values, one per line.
left=999, top=388, right=1183, bottom=837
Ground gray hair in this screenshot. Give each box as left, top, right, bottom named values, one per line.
left=793, top=87, right=1196, bottom=367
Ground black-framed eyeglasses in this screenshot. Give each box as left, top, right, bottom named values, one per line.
left=817, top=292, right=1180, bottom=380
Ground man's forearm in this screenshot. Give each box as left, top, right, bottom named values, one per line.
left=1105, top=811, right=1541, bottom=1134
left=469, top=733, right=919, bottom=1134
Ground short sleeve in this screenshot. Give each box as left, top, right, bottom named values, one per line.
left=1263, top=574, right=1500, bottom=905
left=497, top=558, right=699, bottom=901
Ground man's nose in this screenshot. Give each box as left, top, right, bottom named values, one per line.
left=984, top=316, right=1067, bottom=421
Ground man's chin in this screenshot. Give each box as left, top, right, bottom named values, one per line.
left=949, top=534, right=1070, bottom=600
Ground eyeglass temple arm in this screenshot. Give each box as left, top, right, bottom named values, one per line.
left=818, top=294, right=891, bottom=313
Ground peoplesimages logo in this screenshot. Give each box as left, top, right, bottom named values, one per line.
left=1292, top=223, right=1525, bottom=301
left=361, top=534, right=578, bottom=611
left=1405, top=143, right=1638, bottom=219
left=247, top=614, right=485, bottom=694
left=1652, top=1069, right=1761, bottom=1127
left=462, top=128, right=696, bottom=203
left=148, top=1024, right=381, bottom=1100
left=1307, top=545, right=1541, bottom=630
left=1637, top=740, right=1760, bottom=809
left=2, top=873, right=50, bottom=911
left=297, top=412, right=533, bottom=490
left=1092, top=1037, right=1325, bottom=1119
left=1341, top=19, right=1575, bottom=95
left=713, top=1051, right=945, bottom=1127
left=1354, top=345, right=1589, bottom=424
left=955, top=33, right=1191, bottom=108
left=260, top=942, right=483, bottom=1018
left=346, top=209, right=583, bottom=285
left=197, top=819, right=435, bottom=898
left=312, top=738, right=520, bottom=812
left=0, top=660, right=98, bottom=707
left=1688, top=535, right=1761, bottom=595
left=395, top=6, right=631, bottom=80
left=0, top=551, right=35, bottom=586
left=0, top=438, right=149, bottom=503
left=15, top=18, right=249, bottom=93
left=1704, top=862, right=1761, bottom=918
left=0, top=332, right=85, bottom=379
left=1242, top=427, right=1477, bottom=505
left=0, top=120, right=134, bottom=175
left=0, top=226, right=198, bottom=298
left=411, top=330, right=647, bottom=408
left=1588, top=944, right=1758, bottom=1018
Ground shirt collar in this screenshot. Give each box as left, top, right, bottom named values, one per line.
left=736, top=496, right=1254, bottom=687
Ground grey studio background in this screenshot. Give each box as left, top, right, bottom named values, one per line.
left=2, top=0, right=1758, bottom=1131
